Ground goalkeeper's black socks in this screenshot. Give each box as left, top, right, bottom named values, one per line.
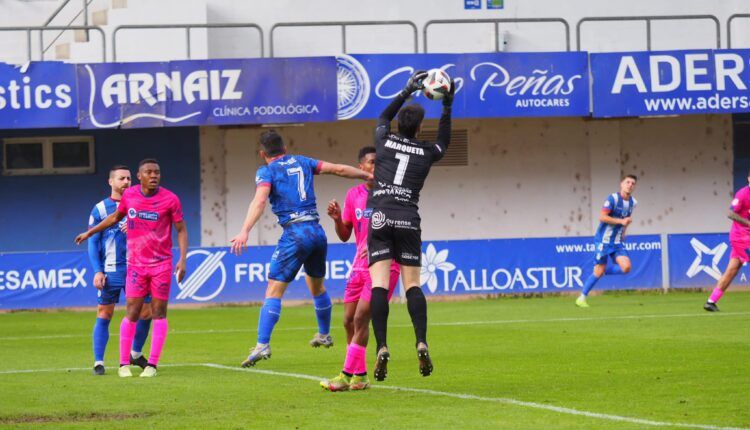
left=406, top=286, right=428, bottom=347
left=370, top=287, right=390, bottom=352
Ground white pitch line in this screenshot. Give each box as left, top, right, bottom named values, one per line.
left=2, top=311, right=749, bottom=341
left=0, top=362, right=746, bottom=430
left=0, top=363, right=196, bottom=375
left=196, top=363, right=750, bottom=430
left=0, top=366, right=90, bottom=375
left=428, top=311, right=750, bottom=327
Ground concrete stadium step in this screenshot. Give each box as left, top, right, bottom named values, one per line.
left=53, top=0, right=208, bottom=62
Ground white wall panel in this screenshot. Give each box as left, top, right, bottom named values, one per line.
left=200, top=115, right=733, bottom=246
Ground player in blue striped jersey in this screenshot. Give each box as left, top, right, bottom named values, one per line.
left=577, top=175, right=638, bottom=308
left=88, top=165, right=152, bottom=375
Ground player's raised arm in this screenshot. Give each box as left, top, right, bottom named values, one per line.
left=318, top=162, right=372, bottom=181
left=432, top=80, right=455, bottom=162
left=375, top=70, right=428, bottom=143
left=230, top=185, right=271, bottom=256
left=75, top=211, right=125, bottom=245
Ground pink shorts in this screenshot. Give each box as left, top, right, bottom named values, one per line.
left=126, top=263, right=173, bottom=301
left=344, top=269, right=399, bottom=304
left=730, top=241, right=750, bottom=263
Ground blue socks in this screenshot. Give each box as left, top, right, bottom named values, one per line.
left=313, top=292, right=332, bottom=335
left=255, top=293, right=329, bottom=345
left=257, top=298, right=282, bottom=344
left=582, top=265, right=627, bottom=296
left=581, top=273, right=601, bottom=296
left=93, top=317, right=110, bottom=362
left=132, top=318, right=152, bottom=354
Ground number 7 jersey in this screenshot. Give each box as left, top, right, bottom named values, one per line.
left=369, top=130, right=447, bottom=211
left=255, top=154, right=322, bottom=226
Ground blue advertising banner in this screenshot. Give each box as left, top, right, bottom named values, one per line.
left=0, top=244, right=354, bottom=310
left=0, top=234, right=662, bottom=310
left=0, top=62, right=78, bottom=129
left=77, top=57, right=338, bottom=129
left=336, top=52, right=590, bottom=120
left=591, top=49, right=750, bottom=117
left=668, top=233, right=750, bottom=288
left=418, top=235, right=662, bottom=295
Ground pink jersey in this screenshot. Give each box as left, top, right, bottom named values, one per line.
left=730, top=186, right=750, bottom=242
left=342, top=184, right=399, bottom=272
left=117, top=185, right=183, bottom=267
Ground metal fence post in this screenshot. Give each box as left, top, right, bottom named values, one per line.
left=661, top=233, right=670, bottom=293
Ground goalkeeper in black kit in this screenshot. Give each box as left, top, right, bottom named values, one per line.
left=367, top=70, right=454, bottom=381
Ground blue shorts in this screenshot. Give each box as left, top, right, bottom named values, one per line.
left=594, top=243, right=628, bottom=265
left=98, top=281, right=152, bottom=305
left=269, top=221, right=327, bottom=283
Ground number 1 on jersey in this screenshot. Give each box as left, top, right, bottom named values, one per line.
left=394, top=153, right=410, bottom=185
left=286, top=167, right=307, bottom=201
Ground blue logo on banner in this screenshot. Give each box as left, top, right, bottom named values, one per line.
left=175, top=249, right=227, bottom=302
left=337, top=54, right=371, bottom=120
left=77, top=58, right=338, bottom=129
left=464, top=0, right=481, bottom=9
left=668, top=233, right=750, bottom=288
left=0, top=62, right=77, bottom=129
left=336, top=52, right=590, bottom=120
left=591, top=49, right=750, bottom=117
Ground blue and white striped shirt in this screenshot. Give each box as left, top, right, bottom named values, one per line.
left=87, top=197, right=127, bottom=286
left=595, top=192, right=637, bottom=245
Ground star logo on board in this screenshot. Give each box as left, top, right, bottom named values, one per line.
left=686, top=238, right=727, bottom=281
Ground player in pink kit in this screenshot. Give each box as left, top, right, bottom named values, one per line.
left=321, top=146, right=400, bottom=391
left=76, top=159, right=188, bottom=377
left=704, top=174, right=750, bottom=312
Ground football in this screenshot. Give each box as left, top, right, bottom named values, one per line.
left=422, top=68, right=451, bottom=100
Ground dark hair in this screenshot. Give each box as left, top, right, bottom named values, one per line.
left=358, top=146, right=376, bottom=161
left=259, top=130, right=286, bottom=157
left=109, top=165, right=129, bottom=177
left=138, top=158, right=159, bottom=169
left=622, top=174, right=638, bottom=182
left=397, top=104, right=425, bottom=138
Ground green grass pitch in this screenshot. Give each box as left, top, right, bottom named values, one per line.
left=0, top=291, right=748, bottom=429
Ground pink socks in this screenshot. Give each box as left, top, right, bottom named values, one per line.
left=343, top=343, right=367, bottom=375
left=148, top=318, right=169, bottom=366
left=708, top=287, right=724, bottom=304
left=119, top=318, right=137, bottom=366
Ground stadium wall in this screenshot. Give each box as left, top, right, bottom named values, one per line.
left=733, top=114, right=750, bottom=191
left=0, top=127, right=202, bottom=252
left=198, top=114, right=733, bottom=247
left=3, top=0, right=750, bottom=64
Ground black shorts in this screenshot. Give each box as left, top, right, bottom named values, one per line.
left=367, top=208, right=422, bottom=267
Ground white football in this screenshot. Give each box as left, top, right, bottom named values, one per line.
left=422, top=69, right=451, bottom=101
